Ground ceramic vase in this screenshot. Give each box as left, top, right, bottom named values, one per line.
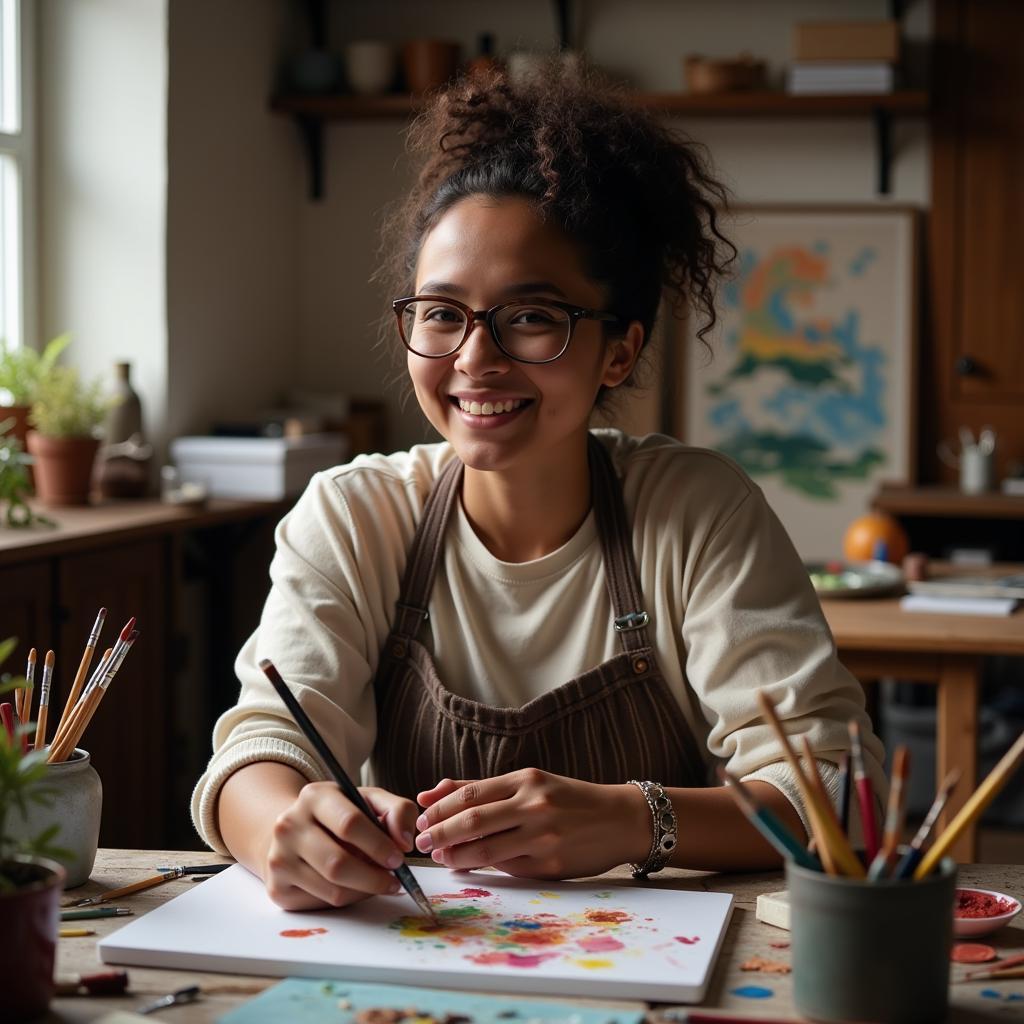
left=345, top=41, right=395, bottom=95
left=26, top=432, right=100, bottom=506
left=6, top=748, right=102, bottom=887
left=97, top=362, right=150, bottom=498
left=401, top=39, right=460, bottom=94
left=0, top=857, right=65, bottom=1021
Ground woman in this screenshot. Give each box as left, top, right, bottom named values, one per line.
left=193, top=65, right=885, bottom=911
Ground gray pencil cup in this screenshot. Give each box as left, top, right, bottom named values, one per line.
left=787, top=858, right=956, bottom=1024
left=7, top=748, right=102, bottom=888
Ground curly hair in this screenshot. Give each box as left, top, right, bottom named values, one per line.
left=376, top=61, right=735, bottom=392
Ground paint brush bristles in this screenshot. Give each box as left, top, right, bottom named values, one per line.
left=914, top=729, right=1024, bottom=879
left=33, top=650, right=55, bottom=751
left=55, top=607, right=106, bottom=740
left=718, top=767, right=821, bottom=871
left=756, top=691, right=863, bottom=877
left=867, top=745, right=909, bottom=880
left=894, top=769, right=960, bottom=879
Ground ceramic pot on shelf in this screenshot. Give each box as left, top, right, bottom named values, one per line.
left=97, top=361, right=150, bottom=499
left=401, top=39, right=460, bottom=94
left=26, top=432, right=100, bottom=506
left=345, top=41, right=395, bottom=95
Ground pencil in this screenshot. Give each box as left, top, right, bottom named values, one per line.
left=68, top=867, right=186, bottom=908
left=259, top=657, right=438, bottom=920
left=914, top=729, right=1024, bottom=879
left=54, top=608, right=106, bottom=740
left=718, top=767, right=822, bottom=871
left=848, top=720, right=880, bottom=861
left=59, top=928, right=96, bottom=938
left=34, top=650, right=55, bottom=751
left=893, top=768, right=960, bottom=880
left=868, top=745, right=910, bottom=880
left=756, top=691, right=864, bottom=877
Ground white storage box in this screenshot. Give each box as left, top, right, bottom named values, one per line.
left=169, top=433, right=348, bottom=500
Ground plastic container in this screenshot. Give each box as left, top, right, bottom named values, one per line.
left=169, top=433, right=347, bottom=500
left=788, top=858, right=956, bottom=1023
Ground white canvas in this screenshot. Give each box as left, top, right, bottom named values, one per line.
left=99, top=865, right=734, bottom=1003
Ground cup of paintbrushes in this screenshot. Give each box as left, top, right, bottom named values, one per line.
left=7, top=747, right=102, bottom=887
left=787, top=856, right=956, bottom=1023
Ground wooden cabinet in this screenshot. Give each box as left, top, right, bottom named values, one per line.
left=0, top=499, right=284, bottom=850
left=925, top=0, right=1024, bottom=482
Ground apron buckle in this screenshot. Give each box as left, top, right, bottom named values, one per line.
left=613, top=610, right=649, bottom=632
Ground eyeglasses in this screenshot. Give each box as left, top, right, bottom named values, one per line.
left=392, top=295, right=622, bottom=364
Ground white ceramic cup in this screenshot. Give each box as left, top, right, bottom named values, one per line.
left=345, top=41, right=395, bottom=95
left=960, top=445, right=994, bottom=494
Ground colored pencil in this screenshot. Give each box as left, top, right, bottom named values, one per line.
left=60, top=906, right=133, bottom=921
left=868, top=745, right=910, bottom=880
left=893, top=768, right=960, bottom=880
left=718, top=767, right=822, bottom=871
left=848, top=720, right=880, bottom=861
left=260, top=657, right=438, bottom=920
left=34, top=649, right=55, bottom=751
left=58, top=928, right=96, bottom=938
left=837, top=750, right=851, bottom=835
left=915, top=729, right=1024, bottom=879
left=756, top=691, right=864, bottom=877
left=0, top=701, right=13, bottom=742
left=67, top=867, right=187, bottom=908
left=54, top=608, right=106, bottom=740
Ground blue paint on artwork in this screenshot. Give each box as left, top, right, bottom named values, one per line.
left=849, top=247, right=877, bottom=276
left=500, top=919, right=542, bottom=929
left=731, top=985, right=774, bottom=999
left=980, top=989, right=1003, bottom=999
left=1007, top=993, right=1024, bottom=1001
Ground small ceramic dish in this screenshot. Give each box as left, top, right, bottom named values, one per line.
left=953, top=887, right=1022, bottom=938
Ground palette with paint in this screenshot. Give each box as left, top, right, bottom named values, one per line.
left=98, top=865, right=734, bottom=1002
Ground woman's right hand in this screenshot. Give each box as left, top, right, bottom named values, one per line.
left=263, top=782, right=418, bottom=911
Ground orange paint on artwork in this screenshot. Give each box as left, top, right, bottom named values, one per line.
left=279, top=927, right=328, bottom=938
left=583, top=909, right=631, bottom=926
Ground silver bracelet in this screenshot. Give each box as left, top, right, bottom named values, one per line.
left=627, top=779, right=677, bottom=878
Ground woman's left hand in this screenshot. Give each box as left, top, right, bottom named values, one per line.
left=414, top=768, right=651, bottom=880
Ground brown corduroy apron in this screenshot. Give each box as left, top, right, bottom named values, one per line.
left=370, top=434, right=706, bottom=800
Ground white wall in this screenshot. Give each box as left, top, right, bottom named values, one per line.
left=39, top=0, right=931, bottom=455
left=38, top=0, right=169, bottom=451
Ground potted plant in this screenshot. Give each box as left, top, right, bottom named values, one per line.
left=0, top=334, right=70, bottom=453
left=0, top=424, right=53, bottom=528
left=0, top=637, right=67, bottom=1021
left=27, top=364, right=113, bottom=506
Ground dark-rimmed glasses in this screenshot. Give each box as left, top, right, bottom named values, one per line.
left=392, top=295, right=622, bottom=364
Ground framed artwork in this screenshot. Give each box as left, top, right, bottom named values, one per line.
left=684, top=206, right=918, bottom=560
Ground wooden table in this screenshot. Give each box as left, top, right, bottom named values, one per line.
left=821, top=564, right=1024, bottom=862
left=45, top=850, right=1024, bottom=1022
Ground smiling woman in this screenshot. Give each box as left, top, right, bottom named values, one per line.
left=193, top=61, right=887, bottom=913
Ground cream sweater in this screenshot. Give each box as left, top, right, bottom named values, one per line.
left=192, top=430, right=886, bottom=854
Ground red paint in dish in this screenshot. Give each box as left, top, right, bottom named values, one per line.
left=955, top=889, right=1017, bottom=919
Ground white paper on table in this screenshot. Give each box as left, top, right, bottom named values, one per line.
left=99, top=865, right=734, bottom=1003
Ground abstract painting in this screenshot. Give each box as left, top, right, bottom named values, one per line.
left=684, top=207, right=917, bottom=558
left=99, top=865, right=734, bottom=1002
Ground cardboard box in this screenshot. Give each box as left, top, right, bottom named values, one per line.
left=170, top=433, right=348, bottom=500
left=794, top=21, right=900, bottom=63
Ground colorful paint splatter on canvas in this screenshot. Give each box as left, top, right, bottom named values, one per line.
left=386, top=886, right=701, bottom=972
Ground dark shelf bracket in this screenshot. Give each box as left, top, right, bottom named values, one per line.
left=873, top=107, right=893, bottom=195
left=297, top=116, right=324, bottom=201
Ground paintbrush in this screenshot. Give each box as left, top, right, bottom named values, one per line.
left=260, top=657, right=437, bottom=922
left=893, top=768, right=960, bottom=880
left=66, top=867, right=186, bottom=908
left=848, top=720, right=880, bottom=862
left=868, top=745, right=910, bottom=880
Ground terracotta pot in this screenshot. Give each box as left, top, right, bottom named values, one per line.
left=401, top=39, right=460, bottom=94
left=0, top=857, right=65, bottom=1022
left=25, top=431, right=100, bottom=506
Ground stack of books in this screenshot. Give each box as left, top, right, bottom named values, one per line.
left=900, top=574, right=1024, bottom=617
left=788, top=20, right=899, bottom=95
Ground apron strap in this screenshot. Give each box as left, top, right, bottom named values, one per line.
left=391, top=454, right=463, bottom=639
left=587, top=434, right=655, bottom=655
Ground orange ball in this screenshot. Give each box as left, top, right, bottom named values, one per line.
left=842, top=512, right=909, bottom=564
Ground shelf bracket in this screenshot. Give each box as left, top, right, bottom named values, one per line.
left=296, top=115, right=324, bottom=201
left=873, top=107, right=893, bottom=195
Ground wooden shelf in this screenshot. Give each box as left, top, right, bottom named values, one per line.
left=271, top=89, right=929, bottom=200
left=872, top=484, right=1024, bottom=520
left=271, top=89, right=929, bottom=121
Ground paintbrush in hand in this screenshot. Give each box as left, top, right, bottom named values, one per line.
left=259, top=658, right=437, bottom=922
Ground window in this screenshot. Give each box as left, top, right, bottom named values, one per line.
left=0, top=0, right=34, bottom=351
